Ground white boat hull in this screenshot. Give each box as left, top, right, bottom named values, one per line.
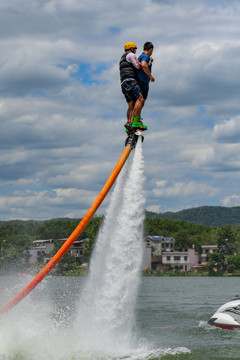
left=208, top=298, right=240, bottom=330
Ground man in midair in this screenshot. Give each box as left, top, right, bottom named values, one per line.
left=137, top=42, right=155, bottom=118
left=119, top=42, right=147, bottom=133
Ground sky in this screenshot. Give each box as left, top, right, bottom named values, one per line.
left=1, top=0, right=240, bottom=220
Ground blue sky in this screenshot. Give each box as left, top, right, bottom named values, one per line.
left=1, top=0, right=240, bottom=220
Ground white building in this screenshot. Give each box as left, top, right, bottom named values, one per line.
left=29, top=238, right=88, bottom=263
left=200, top=245, right=218, bottom=264
left=142, top=244, right=152, bottom=270
left=29, top=239, right=54, bottom=262
left=145, top=236, right=175, bottom=255
left=142, top=235, right=175, bottom=270
left=162, top=248, right=199, bottom=271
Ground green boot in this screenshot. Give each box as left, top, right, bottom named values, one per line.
left=132, top=116, right=147, bottom=131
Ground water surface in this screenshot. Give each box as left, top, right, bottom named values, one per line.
left=0, top=276, right=240, bottom=359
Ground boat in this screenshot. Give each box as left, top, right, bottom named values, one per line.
left=208, top=295, right=240, bottom=330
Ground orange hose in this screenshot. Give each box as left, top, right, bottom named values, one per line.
left=0, top=144, right=132, bottom=313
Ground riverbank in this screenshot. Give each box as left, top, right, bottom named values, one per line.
left=2, top=263, right=240, bottom=277
left=142, top=269, right=240, bottom=277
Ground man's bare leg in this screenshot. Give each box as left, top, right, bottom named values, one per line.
left=133, top=94, right=144, bottom=117
left=132, top=94, right=147, bottom=130
left=127, top=101, right=134, bottom=122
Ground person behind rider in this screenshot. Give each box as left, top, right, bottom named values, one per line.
left=119, top=42, right=147, bottom=133
left=137, top=41, right=155, bottom=113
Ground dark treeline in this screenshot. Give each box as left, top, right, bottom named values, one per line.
left=0, top=217, right=104, bottom=274
left=1, top=214, right=240, bottom=275
left=146, top=205, right=240, bottom=226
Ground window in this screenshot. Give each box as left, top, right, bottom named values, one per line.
left=174, top=256, right=180, bottom=261
left=184, top=256, right=188, bottom=261
left=166, top=256, right=171, bottom=261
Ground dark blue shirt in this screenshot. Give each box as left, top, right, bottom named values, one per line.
left=137, top=53, right=152, bottom=84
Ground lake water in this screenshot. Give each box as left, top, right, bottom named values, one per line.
left=0, top=275, right=240, bottom=360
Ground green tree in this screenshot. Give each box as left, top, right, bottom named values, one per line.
left=216, top=225, right=236, bottom=270
left=175, top=229, right=192, bottom=250
left=82, top=238, right=95, bottom=263
left=206, top=251, right=224, bottom=275
left=226, top=254, right=240, bottom=274
left=49, top=240, right=76, bottom=275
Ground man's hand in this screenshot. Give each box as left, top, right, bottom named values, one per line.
left=150, top=75, right=155, bottom=82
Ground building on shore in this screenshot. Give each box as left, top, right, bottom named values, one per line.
left=200, top=245, right=218, bottom=265
left=161, top=248, right=199, bottom=271
left=142, top=235, right=175, bottom=270
left=142, top=235, right=214, bottom=272
left=29, top=238, right=89, bottom=263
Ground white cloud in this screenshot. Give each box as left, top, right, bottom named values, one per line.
left=213, top=116, right=240, bottom=143
left=67, top=64, right=79, bottom=74
left=146, top=205, right=161, bottom=213
left=0, top=188, right=98, bottom=220
left=153, top=181, right=218, bottom=199
left=156, top=180, right=168, bottom=188
left=222, top=195, right=240, bottom=207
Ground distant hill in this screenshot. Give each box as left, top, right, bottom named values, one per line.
left=145, top=206, right=240, bottom=227
left=1, top=206, right=240, bottom=227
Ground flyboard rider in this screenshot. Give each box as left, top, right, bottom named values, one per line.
left=119, top=42, right=147, bottom=134
left=119, top=41, right=155, bottom=135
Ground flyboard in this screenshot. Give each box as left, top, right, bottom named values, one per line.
left=125, top=128, right=144, bottom=148
left=0, top=127, right=145, bottom=313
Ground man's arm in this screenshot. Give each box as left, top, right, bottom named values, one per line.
left=141, top=61, right=155, bottom=82
left=126, top=53, right=141, bottom=69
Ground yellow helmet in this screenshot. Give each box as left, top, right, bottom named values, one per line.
left=124, top=42, right=137, bottom=50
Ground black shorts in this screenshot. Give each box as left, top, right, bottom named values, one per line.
left=121, top=79, right=142, bottom=103
left=138, top=80, right=149, bottom=100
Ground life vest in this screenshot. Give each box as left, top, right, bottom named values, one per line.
left=119, top=53, right=138, bottom=83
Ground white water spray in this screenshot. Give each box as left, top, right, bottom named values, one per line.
left=76, top=137, right=146, bottom=353
left=0, top=138, right=191, bottom=360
